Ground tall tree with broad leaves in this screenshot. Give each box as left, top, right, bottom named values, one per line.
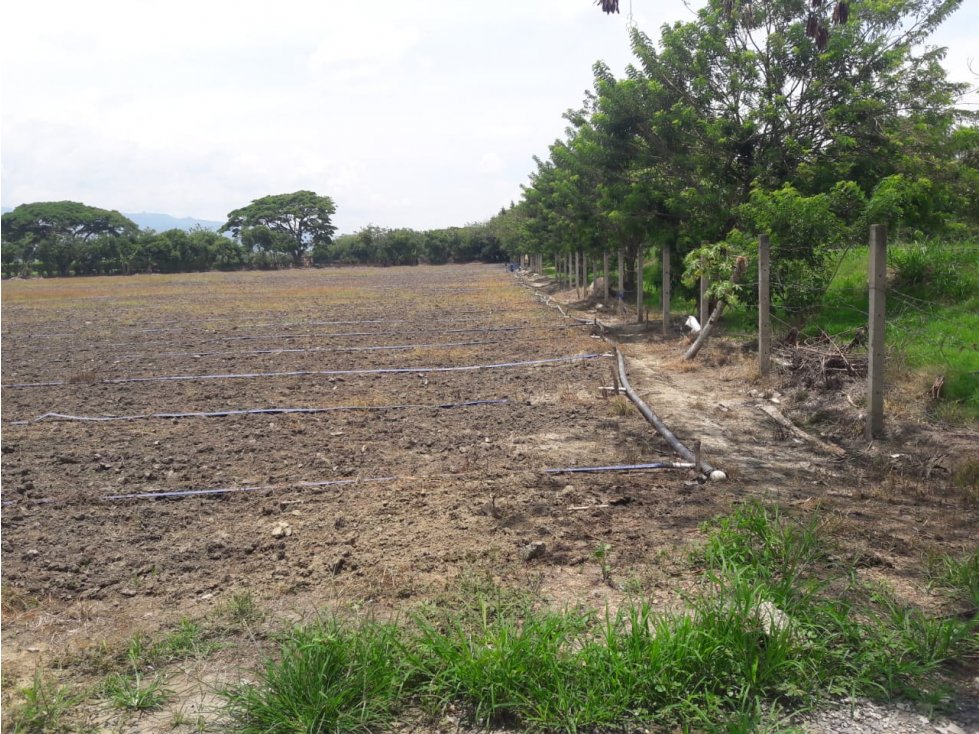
left=1, top=201, right=139, bottom=277
left=595, top=0, right=850, bottom=51
left=221, top=191, right=337, bottom=265
left=1, top=201, right=138, bottom=244
left=623, top=0, right=966, bottom=240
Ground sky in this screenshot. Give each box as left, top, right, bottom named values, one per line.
left=2, top=0, right=976, bottom=235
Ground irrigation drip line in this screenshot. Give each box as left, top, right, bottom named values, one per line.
left=1, top=476, right=400, bottom=506
left=545, top=462, right=694, bottom=474
left=3, top=457, right=710, bottom=507
left=0, top=306, right=549, bottom=337
left=1, top=353, right=611, bottom=389
left=133, top=337, right=531, bottom=360
left=202, top=323, right=590, bottom=342
left=8, top=323, right=591, bottom=354
left=103, top=476, right=399, bottom=501
left=0, top=475, right=401, bottom=507
left=1, top=311, right=554, bottom=339
left=7, top=399, right=510, bottom=426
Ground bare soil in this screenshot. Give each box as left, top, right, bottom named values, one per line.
left=2, top=264, right=977, bottom=732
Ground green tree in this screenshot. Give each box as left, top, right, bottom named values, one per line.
left=240, top=226, right=296, bottom=267
left=1, top=201, right=138, bottom=244
left=221, top=191, right=337, bottom=266
left=2, top=201, right=139, bottom=276
left=520, top=0, right=970, bottom=298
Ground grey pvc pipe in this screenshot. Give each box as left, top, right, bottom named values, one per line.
left=614, top=348, right=718, bottom=476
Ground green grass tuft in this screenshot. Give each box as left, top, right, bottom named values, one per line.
left=223, top=503, right=979, bottom=733
left=224, top=617, right=406, bottom=734
left=102, top=668, right=172, bottom=711
left=5, top=672, right=83, bottom=733
left=928, top=548, right=979, bottom=613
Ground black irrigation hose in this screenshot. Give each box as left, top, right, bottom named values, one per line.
left=1, top=353, right=611, bottom=389
left=7, top=399, right=510, bottom=426
left=1, top=309, right=553, bottom=339
left=1, top=476, right=400, bottom=506
left=2, top=322, right=592, bottom=354
left=116, top=336, right=540, bottom=361
left=104, top=476, right=399, bottom=501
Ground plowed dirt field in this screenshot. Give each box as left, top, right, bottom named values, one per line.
left=2, top=264, right=976, bottom=732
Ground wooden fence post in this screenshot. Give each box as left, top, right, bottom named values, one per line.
left=699, top=252, right=710, bottom=328
left=662, top=243, right=671, bottom=336
left=867, top=224, right=887, bottom=439
left=618, top=248, right=625, bottom=300
left=636, top=247, right=645, bottom=323
left=603, top=251, right=610, bottom=299
left=759, top=234, right=771, bottom=378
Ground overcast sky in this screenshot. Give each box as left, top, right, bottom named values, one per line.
left=2, top=1, right=976, bottom=234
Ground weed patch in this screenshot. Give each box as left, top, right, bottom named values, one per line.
left=224, top=618, right=405, bottom=734
left=928, top=548, right=979, bottom=613
left=225, top=502, right=979, bottom=733
left=102, top=668, right=172, bottom=711
left=4, top=672, right=84, bottom=733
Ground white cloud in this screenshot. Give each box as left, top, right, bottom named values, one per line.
left=477, top=152, right=504, bottom=175
left=308, top=24, right=421, bottom=74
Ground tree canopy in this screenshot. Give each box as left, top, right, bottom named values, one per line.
left=1, top=202, right=140, bottom=277
left=491, top=0, right=976, bottom=315
left=2, top=201, right=138, bottom=243
left=220, top=191, right=338, bottom=265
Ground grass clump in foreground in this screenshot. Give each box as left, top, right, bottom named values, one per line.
left=224, top=503, right=978, bottom=733
left=4, top=671, right=83, bottom=733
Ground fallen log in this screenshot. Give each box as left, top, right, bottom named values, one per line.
left=756, top=403, right=846, bottom=458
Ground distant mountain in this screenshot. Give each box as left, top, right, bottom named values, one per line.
left=124, top=212, right=223, bottom=232
left=1, top=206, right=223, bottom=233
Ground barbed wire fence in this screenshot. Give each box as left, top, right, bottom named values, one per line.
left=743, top=229, right=978, bottom=437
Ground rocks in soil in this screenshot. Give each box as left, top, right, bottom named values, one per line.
left=271, top=522, right=293, bottom=538
left=520, top=541, right=547, bottom=561
left=329, top=551, right=351, bottom=575
left=754, top=600, right=791, bottom=636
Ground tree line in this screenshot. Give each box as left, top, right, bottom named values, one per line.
left=1, top=192, right=506, bottom=278
left=485, top=0, right=978, bottom=317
